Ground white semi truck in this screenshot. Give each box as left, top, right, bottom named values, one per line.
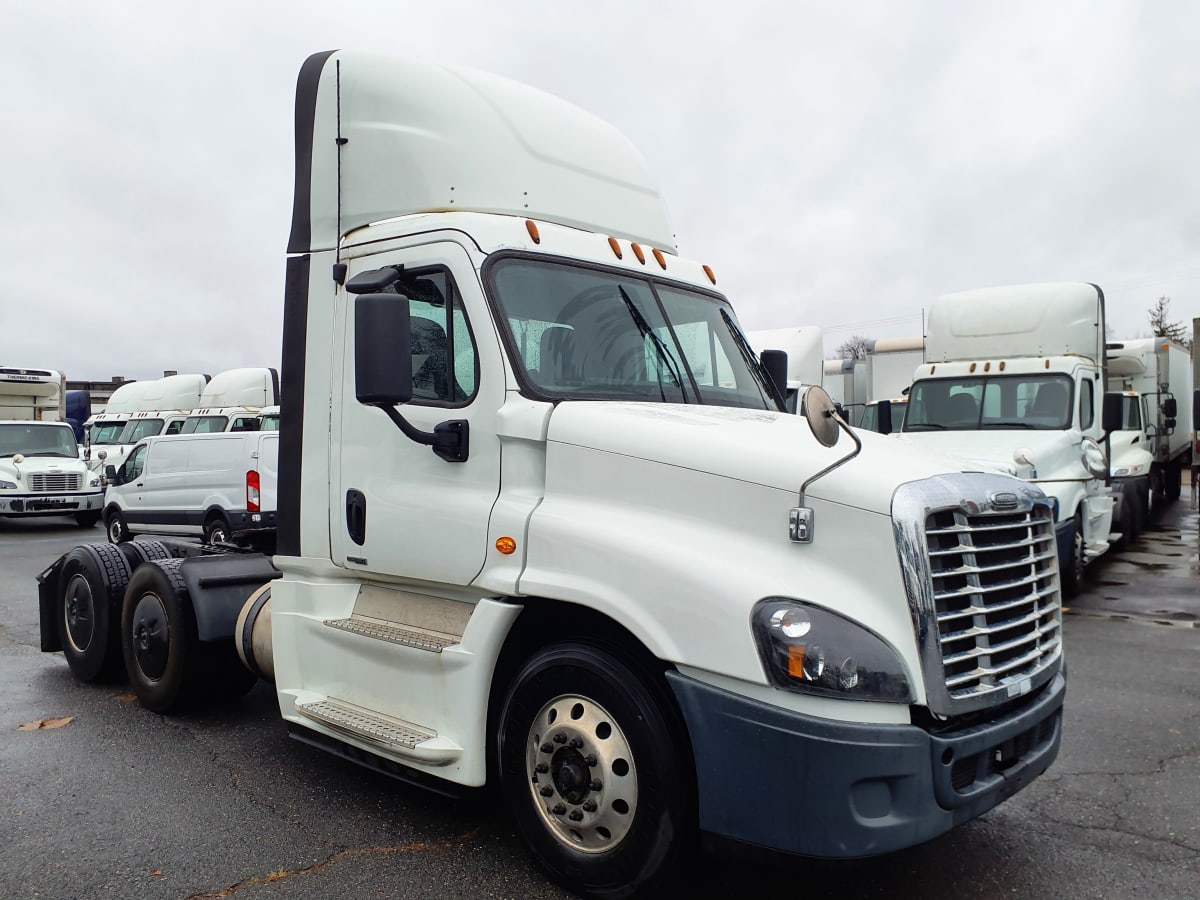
left=900, top=283, right=1116, bottom=597
left=178, top=367, right=279, bottom=433
left=2, top=367, right=102, bottom=527
left=37, top=52, right=1067, bottom=897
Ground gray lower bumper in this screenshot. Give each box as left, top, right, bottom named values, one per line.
left=0, top=492, right=102, bottom=516
left=666, top=669, right=1065, bottom=858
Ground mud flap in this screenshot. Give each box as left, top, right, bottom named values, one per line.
left=36, top=556, right=66, bottom=652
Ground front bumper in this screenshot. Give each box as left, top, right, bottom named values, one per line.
left=0, top=492, right=103, bottom=516
left=666, top=669, right=1065, bottom=858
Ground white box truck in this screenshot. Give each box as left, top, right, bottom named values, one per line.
left=900, top=283, right=1116, bottom=597
left=1106, top=337, right=1192, bottom=500
left=36, top=52, right=1067, bottom=897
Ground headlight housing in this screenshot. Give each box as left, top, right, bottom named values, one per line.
left=89, top=476, right=101, bottom=488
left=1081, top=438, right=1107, bottom=478
left=751, top=599, right=912, bottom=702
left=1112, top=464, right=1146, bottom=478
left=0, top=479, right=16, bottom=490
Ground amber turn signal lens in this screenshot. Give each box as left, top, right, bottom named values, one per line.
left=702, top=265, right=716, bottom=284
left=496, top=536, right=517, bottom=555
left=525, top=220, right=540, bottom=244
left=787, top=646, right=807, bottom=679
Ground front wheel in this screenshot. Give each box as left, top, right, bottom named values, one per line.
left=1060, top=514, right=1086, bottom=598
left=75, top=510, right=101, bottom=528
left=497, top=642, right=694, bottom=899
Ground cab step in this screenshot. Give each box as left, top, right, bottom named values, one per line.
left=323, top=616, right=458, bottom=651
left=295, top=697, right=461, bottom=765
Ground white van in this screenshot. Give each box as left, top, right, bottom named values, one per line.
left=102, top=431, right=278, bottom=548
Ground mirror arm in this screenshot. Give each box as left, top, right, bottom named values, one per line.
left=374, top=404, right=470, bottom=463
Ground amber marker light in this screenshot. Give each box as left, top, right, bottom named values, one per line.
left=652, top=248, right=667, bottom=269
left=703, top=264, right=716, bottom=284
left=608, top=237, right=623, bottom=259
left=787, top=646, right=807, bottom=679
left=999, top=361, right=1006, bottom=371
left=631, top=243, right=646, bottom=264
left=525, top=220, right=541, bottom=244
left=969, top=363, right=977, bottom=373
left=496, top=536, right=517, bottom=555
left=984, top=362, right=991, bottom=372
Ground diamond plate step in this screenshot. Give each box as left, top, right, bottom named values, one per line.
left=323, top=617, right=458, bottom=651
left=296, top=698, right=436, bottom=751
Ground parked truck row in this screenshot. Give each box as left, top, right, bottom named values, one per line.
left=35, top=51, right=1068, bottom=898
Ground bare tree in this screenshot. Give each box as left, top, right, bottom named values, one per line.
left=835, top=334, right=871, bottom=360
left=1147, top=295, right=1190, bottom=348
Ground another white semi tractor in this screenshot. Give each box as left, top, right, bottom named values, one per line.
left=37, top=52, right=1067, bottom=897
left=179, top=367, right=279, bottom=433
left=900, top=283, right=1116, bottom=597
left=1, top=367, right=102, bottom=527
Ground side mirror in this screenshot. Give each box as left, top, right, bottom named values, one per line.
left=104, top=465, right=121, bottom=486
left=759, top=349, right=788, bottom=407
left=1101, top=392, right=1124, bottom=434
left=355, top=293, right=413, bottom=406
left=1163, top=397, right=1178, bottom=418
left=875, top=401, right=893, bottom=435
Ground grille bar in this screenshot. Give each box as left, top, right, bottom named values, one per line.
left=27, top=473, right=83, bottom=492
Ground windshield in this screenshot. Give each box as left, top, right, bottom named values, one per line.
left=181, top=415, right=228, bottom=434
left=91, top=421, right=127, bottom=444
left=905, top=374, right=1074, bottom=431
left=117, top=418, right=165, bottom=443
left=488, top=257, right=777, bottom=409
left=0, top=423, right=79, bottom=458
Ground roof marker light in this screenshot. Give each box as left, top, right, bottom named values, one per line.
left=631, top=243, right=646, bottom=264
left=652, top=248, right=667, bottom=269
left=969, top=363, right=977, bottom=373
left=1000, top=361, right=1006, bottom=371
left=703, top=265, right=717, bottom=284
left=525, top=220, right=541, bottom=244
left=608, top=237, right=623, bottom=259
left=984, top=362, right=991, bottom=372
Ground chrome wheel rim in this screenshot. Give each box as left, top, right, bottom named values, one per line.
left=525, top=694, right=638, bottom=853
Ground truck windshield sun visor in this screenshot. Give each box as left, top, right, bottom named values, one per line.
left=485, top=255, right=777, bottom=410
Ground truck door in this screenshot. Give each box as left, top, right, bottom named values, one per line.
left=331, top=241, right=503, bottom=586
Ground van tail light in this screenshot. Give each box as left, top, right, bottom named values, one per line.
left=247, top=469, right=261, bottom=512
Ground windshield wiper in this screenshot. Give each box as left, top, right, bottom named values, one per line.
left=981, top=420, right=1036, bottom=429
left=617, top=286, right=687, bottom=403
left=904, top=423, right=948, bottom=431
left=719, top=308, right=780, bottom=408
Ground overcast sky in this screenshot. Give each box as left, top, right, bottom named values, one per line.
left=4, top=0, right=1198, bottom=382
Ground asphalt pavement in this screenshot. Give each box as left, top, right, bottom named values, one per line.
left=1, top=509, right=1198, bottom=899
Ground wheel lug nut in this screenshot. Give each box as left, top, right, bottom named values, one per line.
left=568, top=737, right=583, bottom=749
left=540, top=743, right=554, bottom=754
left=582, top=800, right=597, bottom=812
left=589, top=779, right=602, bottom=791
left=583, top=754, right=597, bottom=767
left=539, top=785, right=553, bottom=797
left=553, top=733, right=567, bottom=744
left=569, top=810, right=583, bottom=821
left=552, top=803, right=566, bottom=815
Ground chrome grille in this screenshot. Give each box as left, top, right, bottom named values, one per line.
left=27, top=472, right=82, bottom=492
left=925, top=504, right=1060, bottom=701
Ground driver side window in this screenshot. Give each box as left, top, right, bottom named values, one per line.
left=126, top=445, right=147, bottom=481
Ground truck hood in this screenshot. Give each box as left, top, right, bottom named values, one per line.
left=895, top=429, right=1092, bottom=481
left=0, top=455, right=90, bottom=481
left=545, top=402, right=989, bottom=514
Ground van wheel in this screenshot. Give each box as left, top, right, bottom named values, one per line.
left=75, top=511, right=101, bottom=528
left=1061, top=514, right=1086, bottom=598
left=203, top=515, right=232, bottom=545
left=121, top=559, right=202, bottom=713
left=106, top=510, right=131, bottom=544
left=56, top=544, right=132, bottom=682
left=497, top=642, right=694, bottom=898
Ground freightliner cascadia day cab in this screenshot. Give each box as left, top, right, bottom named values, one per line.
left=899, top=283, right=1117, bottom=597
left=37, top=52, right=1067, bottom=897
left=179, top=367, right=279, bottom=434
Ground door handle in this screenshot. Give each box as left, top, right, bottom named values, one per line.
left=346, top=489, right=367, bottom=546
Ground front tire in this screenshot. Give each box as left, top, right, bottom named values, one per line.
left=75, top=510, right=101, bottom=528
left=106, top=509, right=131, bottom=544
left=497, top=642, right=694, bottom=899
left=56, top=544, right=132, bottom=682
left=1060, top=514, right=1086, bottom=598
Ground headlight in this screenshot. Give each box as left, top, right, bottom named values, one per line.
left=0, top=479, right=16, bottom=490
left=1081, top=438, right=1107, bottom=478
left=89, top=476, right=101, bottom=488
left=752, top=599, right=912, bottom=702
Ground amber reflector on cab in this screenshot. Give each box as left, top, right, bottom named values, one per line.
left=496, top=537, right=517, bottom=555
left=525, top=220, right=540, bottom=244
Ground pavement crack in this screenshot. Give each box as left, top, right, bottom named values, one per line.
left=184, top=829, right=481, bottom=898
